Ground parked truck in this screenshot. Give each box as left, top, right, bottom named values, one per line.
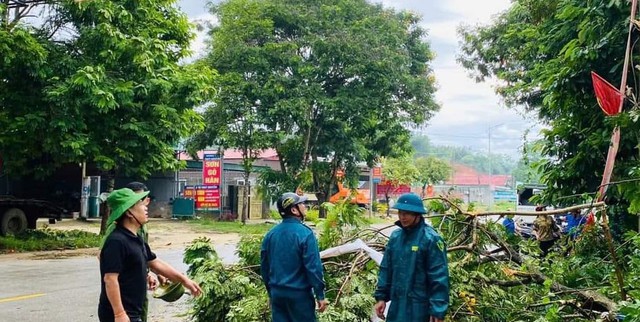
left=0, top=196, right=67, bottom=236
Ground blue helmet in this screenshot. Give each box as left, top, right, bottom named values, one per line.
left=392, top=193, right=427, bottom=214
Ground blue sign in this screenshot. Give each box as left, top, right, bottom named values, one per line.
left=493, top=190, right=517, bottom=201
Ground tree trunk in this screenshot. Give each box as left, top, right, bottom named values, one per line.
left=241, top=170, right=250, bottom=224
left=385, top=184, right=393, bottom=217
left=385, top=193, right=390, bottom=218
left=316, top=191, right=327, bottom=217
left=312, top=154, right=336, bottom=219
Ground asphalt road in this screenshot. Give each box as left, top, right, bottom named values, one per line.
left=0, top=244, right=238, bottom=322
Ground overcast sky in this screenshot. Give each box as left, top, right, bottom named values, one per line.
left=177, top=0, right=542, bottom=158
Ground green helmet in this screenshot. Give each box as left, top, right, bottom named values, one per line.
left=152, top=281, right=185, bottom=302
left=392, top=193, right=427, bottom=214
left=277, top=192, right=307, bottom=217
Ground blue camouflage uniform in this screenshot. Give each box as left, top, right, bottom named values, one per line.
left=502, top=217, right=516, bottom=235
left=261, top=217, right=325, bottom=322
left=564, top=213, right=586, bottom=239
left=374, top=219, right=450, bottom=321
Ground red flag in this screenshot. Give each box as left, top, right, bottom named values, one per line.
left=585, top=211, right=596, bottom=227
left=591, top=71, right=623, bottom=116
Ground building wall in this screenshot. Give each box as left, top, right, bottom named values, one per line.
left=236, top=185, right=268, bottom=219
left=178, top=168, right=266, bottom=219
left=432, top=184, right=492, bottom=205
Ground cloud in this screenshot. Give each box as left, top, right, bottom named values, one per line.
left=441, top=0, right=511, bottom=22
left=423, top=20, right=460, bottom=45
left=186, top=13, right=218, bottom=62
left=415, top=0, right=543, bottom=157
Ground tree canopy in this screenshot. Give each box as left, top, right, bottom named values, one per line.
left=196, top=0, right=439, bottom=203
left=1, top=0, right=215, bottom=179
left=415, top=156, right=452, bottom=185
left=458, top=0, right=640, bottom=208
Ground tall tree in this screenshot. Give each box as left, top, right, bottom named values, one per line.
left=1, top=1, right=215, bottom=232
left=381, top=155, right=418, bottom=216
left=203, top=0, right=439, bottom=210
left=0, top=2, right=72, bottom=177
left=415, top=156, right=452, bottom=197
left=188, top=72, right=270, bottom=224
left=512, top=141, right=543, bottom=184
left=459, top=0, right=639, bottom=208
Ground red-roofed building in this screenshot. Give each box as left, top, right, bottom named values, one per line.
left=447, top=164, right=512, bottom=187
left=178, top=148, right=280, bottom=163
left=430, top=163, right=515, bottom=206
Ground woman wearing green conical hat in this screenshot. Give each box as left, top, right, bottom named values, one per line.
left=98, top=188, right=202, bottom=322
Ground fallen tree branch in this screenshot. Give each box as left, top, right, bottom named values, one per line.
left=472, top=201, right=606, bottom=217
left=468, top=222, right=617, bottom=313
left=423, top=196, right=465, bottom=214
left=334, top=251, right=365, bottom=305
left=482, top=277, right=534, bottom=287
left=424, top=196, right=606, bottom=218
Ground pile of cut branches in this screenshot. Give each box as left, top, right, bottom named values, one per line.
left=182, top=198, right=640, bottom=321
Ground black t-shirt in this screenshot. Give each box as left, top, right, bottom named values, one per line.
left=98, top=225, right=157, bottom=321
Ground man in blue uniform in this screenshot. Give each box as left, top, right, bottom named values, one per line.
left=374, top=193, right=450, bottom=322
left=260, top=192, right=329, bottom=322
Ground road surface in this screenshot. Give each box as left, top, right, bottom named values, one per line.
left=0, top=244, right=238, bottom=322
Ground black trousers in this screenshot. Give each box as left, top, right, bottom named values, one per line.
left=539, top=239, right=556, bottom=257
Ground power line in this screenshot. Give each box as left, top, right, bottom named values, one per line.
left=423, top=133, right=530, bottom=140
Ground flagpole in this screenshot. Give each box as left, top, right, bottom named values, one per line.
left=594, top=0, right=638, bottom=301
left=598, top=0, right=637, bottom=199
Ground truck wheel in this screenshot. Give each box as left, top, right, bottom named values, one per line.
left=1, top=208, right=28, bottom=236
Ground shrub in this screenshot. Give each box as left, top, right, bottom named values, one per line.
left=0, top=228, right=100, bottom=253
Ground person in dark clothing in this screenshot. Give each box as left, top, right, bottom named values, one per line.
left=260, top=192, right=329, bottom=322
left=374, top=193, right=450, bottom=322
left=124, top=181, right=167, bottom=322
left=98, top=188, right=202, bottom=322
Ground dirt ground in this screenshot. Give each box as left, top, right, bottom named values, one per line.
left=3, top=217, right=242, bottom=261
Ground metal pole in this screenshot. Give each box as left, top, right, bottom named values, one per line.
left=79, top=162, right=88, bottom=219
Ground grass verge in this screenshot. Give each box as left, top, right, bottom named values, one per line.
left=0, top=227, right=101, bottom=253
left=186, top=219, right=273, bottom=235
